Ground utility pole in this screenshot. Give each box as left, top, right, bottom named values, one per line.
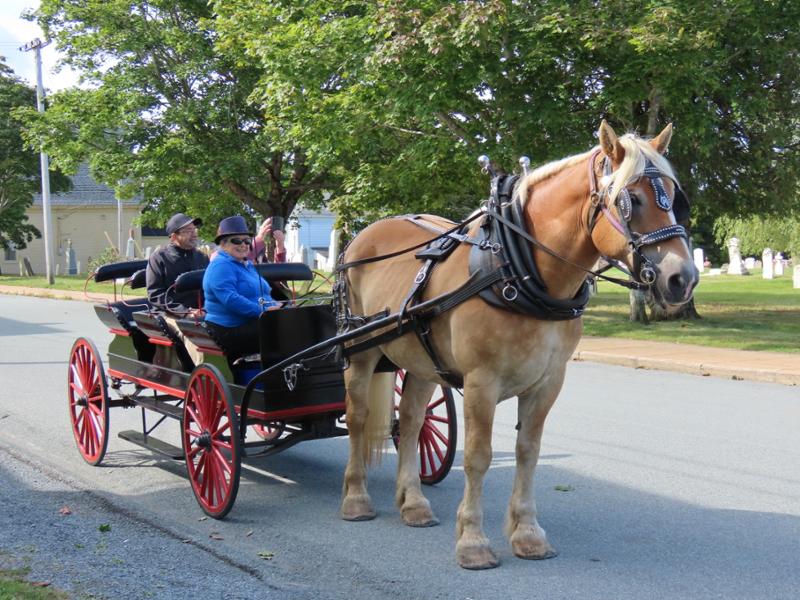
left=20, top=38, right=55, bottom=284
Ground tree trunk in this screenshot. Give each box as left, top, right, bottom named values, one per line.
left=648, top=296, right=702, bottom=321
left=629, top=289, right=649, bottom=323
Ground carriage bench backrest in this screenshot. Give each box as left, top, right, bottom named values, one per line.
left=174, top=318, right=225, bottom=357
left=94, top=259, right=148, bottom=283
left=173, top=262, right=314, bottom=295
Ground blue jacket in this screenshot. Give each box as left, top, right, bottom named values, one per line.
left=203, top=250, right=277, bottom=327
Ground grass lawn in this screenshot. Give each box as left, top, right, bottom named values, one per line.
left=0, top=567, right=68, bottom=599
left=584, top=270, right=800, bottom=353
left=2, top=269, right=798, bottom=353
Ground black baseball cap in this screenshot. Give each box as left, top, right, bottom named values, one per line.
left=166, top=213, right=202, bottom=235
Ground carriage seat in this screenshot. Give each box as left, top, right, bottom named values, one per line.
left=172, top=262, right=314, bottom=303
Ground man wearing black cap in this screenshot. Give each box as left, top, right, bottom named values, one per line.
left=145, top=212, right=209, bottom=315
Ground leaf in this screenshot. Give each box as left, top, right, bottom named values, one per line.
left=58, top=506, right=72, bottom=515
left=98, top=523, right=111, bottom=532
left=257, top=551, right=275, bottom=560
left=209, top=533, right=224, bottom=540
left=554, top=485, right=575, bottom=492
left=31, top=582, right=51, bottom=587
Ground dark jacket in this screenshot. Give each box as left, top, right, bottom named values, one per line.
left=146, top=243, right=209, bottom=312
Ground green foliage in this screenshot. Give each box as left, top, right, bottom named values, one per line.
left=214, top=0, right=800, bottom=241
left=713, top=214, right=800, bottom=257
left=19, top=0, right=337, bottom=240
left=87, top=246, right=120, bottom=274
left=0, top=58, right=70, bottom=250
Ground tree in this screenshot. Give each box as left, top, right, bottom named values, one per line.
left=0, top=58, right=69, bottom=250
left=18, top=0, right=336, bottom=238
left=215, top=0, right=799, bottom=319
left=714, top=214, right=800, bottom=258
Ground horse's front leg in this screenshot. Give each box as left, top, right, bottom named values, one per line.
left=395, top=372, right=438, bottom=527
left=456, top=379, right=500, bottom=569
left=341, top=357, right=379, bottom=521
left=505, top=374, right=564, bottom=560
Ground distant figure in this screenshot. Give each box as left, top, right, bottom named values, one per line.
left=146, top=213, right=209, bottom=315
left=203, top=216, right=280, bottom=358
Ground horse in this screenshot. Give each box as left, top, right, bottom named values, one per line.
left=337, top=120, right=698, bottom=569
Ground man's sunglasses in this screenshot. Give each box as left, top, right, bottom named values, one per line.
left=228, top=237, right=252, bottom=246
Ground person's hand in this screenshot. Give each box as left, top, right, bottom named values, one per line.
left=273, top=228, right=285, bottom=250
left=258, top=218, right=273, bottom=241
left=188, top=308, right=205, bottom=319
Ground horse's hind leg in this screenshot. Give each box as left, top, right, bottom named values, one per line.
left=395, top=372, right=438, bottom=527
left=505, top=378, right=563, bottom=560
left=456, top=379, right=500, bottom=569
left=341, top=352, right=383, bottom=521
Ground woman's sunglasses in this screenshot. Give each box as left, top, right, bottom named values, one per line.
left=228, top=237, right=252, bottom=246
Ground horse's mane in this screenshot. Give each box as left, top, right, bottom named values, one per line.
left=516, top=134, right=679, bottom=207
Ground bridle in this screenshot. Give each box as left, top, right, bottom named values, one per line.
left=586, top=149, right=689, bottom=285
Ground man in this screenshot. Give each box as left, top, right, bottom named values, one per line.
left=146, top=212, right=209, bottom=316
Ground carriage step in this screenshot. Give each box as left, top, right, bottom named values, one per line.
left=130, top=396, right=184, bottom=420
left=118, top=430, right=184, bottom=460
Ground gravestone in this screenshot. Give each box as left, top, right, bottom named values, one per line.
left=794, top=265, right=800, bottom=289
left=285, top=225, right=301, bottom=262
left=327, top=229, right=340, bottom=271
left=744, top=257, right=756, bottom=270
left=726, top=238, right=747, bottom=275
left=693, top=248, right=705, bottom=273
left=66, top=239, right=78, bottom=275
left=762, top=248, right=774, bottom=279
left=774, top=253, right=784, bottom=276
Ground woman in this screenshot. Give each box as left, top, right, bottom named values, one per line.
left=249, top=217, right=287, bottom=264
left=203, top=215, right=280, bottom=358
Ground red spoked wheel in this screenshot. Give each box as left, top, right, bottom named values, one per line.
left=67, top=338, right=110, bottom=466
left=182, top=364, right=242, bottom=519
left=252, top=422, right=285, bottom=442
left=392, top=370, right=457, bottom=485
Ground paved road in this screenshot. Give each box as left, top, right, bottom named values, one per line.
left=1, top=295, right=799, bottom=599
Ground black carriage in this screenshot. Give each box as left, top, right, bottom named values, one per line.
left=68, top=260, right=457, bottom=518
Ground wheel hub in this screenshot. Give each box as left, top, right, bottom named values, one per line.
left=196, top=431, right=212, bottom=449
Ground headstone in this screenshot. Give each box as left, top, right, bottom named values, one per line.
left=66, top=239, right=78, bottom=275
left=794, top=265, right=800, bottom=289
left=693, top=248, right=705, bottom=273
left=744, top=257, right=756, bottom=270
left=144, top=246, right=152, bottom=259
left=125, top=229, right=136, bottom=258
left=285, top=225, right=301, bottom=262
left=762, top=248, right=774, bottom=279
left=726, top=237, right=747, bottom=275
left=774, top=253, right=784, bottom=276
left=327, top=229, right=340, bottom=271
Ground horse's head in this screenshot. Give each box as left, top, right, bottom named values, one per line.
left=589, top=120, right=698, bottom=307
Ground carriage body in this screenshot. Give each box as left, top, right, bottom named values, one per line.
left=68, top=258, right=456, bottom=518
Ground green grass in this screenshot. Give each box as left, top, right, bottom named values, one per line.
left=2, top=270, right=798, bottom=353
left=0, top=568, right=68, bottom=599
left=0, top=274, right=116, bottom=294
left=584, top=270, right=800, bottom=353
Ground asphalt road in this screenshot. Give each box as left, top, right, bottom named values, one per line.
left=0, top=295, right=798, bottom=599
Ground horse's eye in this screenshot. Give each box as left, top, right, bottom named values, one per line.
left=629, top=193, right=642, bottom=206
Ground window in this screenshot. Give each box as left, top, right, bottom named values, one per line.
left=3, top=245, right=16, bottom=261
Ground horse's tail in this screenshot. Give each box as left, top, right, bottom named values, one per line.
left=363, top=371, right=394, bottom=465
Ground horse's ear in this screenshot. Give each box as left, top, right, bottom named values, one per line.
left=650, top=123, right=673, bottom=154
left=598, top=120, right=624, bottom=163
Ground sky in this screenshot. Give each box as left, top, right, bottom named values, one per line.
left=0, top=0, right=80, bottom=91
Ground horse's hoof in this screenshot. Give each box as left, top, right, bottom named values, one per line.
left=512, top=537, right=558, bottom=560
left=401, top=503, right=439, bottom=527
left=456, top=543, right=500, bottom=570
left=341, top=495, right=376, bottom=521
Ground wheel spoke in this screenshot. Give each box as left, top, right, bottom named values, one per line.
left=426, top=414, right=449, bottom=424
left=427, top=396, right=446, bottom=411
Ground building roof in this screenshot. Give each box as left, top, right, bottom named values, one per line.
left=32, top=163, right=140, bottom=207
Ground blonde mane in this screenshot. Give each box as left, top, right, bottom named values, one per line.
left=516, top=133, right=679, bottom=207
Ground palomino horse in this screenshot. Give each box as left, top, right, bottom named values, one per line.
left=338, top=121, right=698, bottom=569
